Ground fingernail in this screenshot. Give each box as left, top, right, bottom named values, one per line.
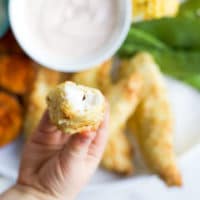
left=79, top=131, right=96, bottom=143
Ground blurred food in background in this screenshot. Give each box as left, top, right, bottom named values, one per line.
left=0, top=54, right=36, bottom=94
left=71, top=60, right=112, bottom=94
left=4, top=0, right=200, bottom=187
left=132, top=0, right=179, bottom=21
left=0, top=92, right=22, bottom=147
left=23, top=67, right=61, bottom=138
left=120, top=0, right=200, bottom=91
left=102, top=72, right=142, bottom=175
left=121, top=53, right=182, bottom=186
left=0, top=33, right=62, bottom=142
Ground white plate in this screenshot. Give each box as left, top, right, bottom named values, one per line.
left=1, top=78, right=200, bottom=199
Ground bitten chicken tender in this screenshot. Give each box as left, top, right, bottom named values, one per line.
left=0, top=54, right=36, bottom=94
left=0, top=92, right=22, bottom=147
left=47, top=81, right=106, bottom=134
left=71, top=60, right=112, bottom=93
left=120, top=53, right=182, bottom=186
left=102, top=73, right=142, bottom=175
left=23, top=67, right=61, bottom=138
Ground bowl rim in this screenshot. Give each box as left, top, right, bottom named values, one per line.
left=9, top=0, right=131, bottom=72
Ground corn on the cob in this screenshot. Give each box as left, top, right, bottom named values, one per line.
left=132, top=0, right=180, bottom=22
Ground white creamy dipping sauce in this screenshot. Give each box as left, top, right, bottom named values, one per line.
left=25, top=0, right=118, bottom=60
left=64, top=83, right=103, bottom=114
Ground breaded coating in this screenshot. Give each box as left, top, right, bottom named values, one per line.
left=101, top=73, right=142, bottom=175
left=71, top=60, right=112, bottom=93
left=23, top=67, right=61, bottom=138
left=47, top=81, right=106, bottom=134
left=0, top=92, right=22, bottom=147
left=0, top=31, right=23, bottom=54
left=0, top=54, right=36, bottom=94
left=120, top=53, right=182, bottom=186
left=102, top=129, right=133, bottom=175
left=59, top=73, right=72, bottom=83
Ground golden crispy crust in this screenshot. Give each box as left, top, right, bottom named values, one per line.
left=107, top=73, right=142, bottom=136
left=121, top=53, right=182, bottom=186
left=23, top=67, right=61, bottom=138
left=0, top=54, right=37, bottom=94
left=47, top=82, right=106, bottom=134
left=102, top=129, right=134, bottom=175
left=129, top=93, right=182, bottom=186
left=0, top=92, right=23, bottom=147
left=71, top=60, right=112, bottom=93
left=101, top=73, right=142, bottom=175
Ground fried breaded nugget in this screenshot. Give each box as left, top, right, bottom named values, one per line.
left=71, top=60, right=112, bottom=93
left=0, top=92, right=22, bottom=147
left=47, top=81, right=106, bottom=134
left=0, top=54, right=36, bottom=94
left=101, top=74, right=142, bottom=175
left=120, top=53, right=182, bottom=186
left=23, top=67, right=61, bottom=138
left=0, top=31, right=23, bottom=54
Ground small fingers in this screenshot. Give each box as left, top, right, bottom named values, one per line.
left=61, top=103, right=109, bottom=163
left=31, top=110, right=70, bottom=146
left=62, top=131, right=96, bottom=161
left=87, top=104, right=110, bottom=161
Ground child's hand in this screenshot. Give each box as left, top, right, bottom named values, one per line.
left=13, top=108, right=109, bottom=200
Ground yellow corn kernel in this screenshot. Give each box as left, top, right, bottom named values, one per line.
left=132, top=0, right=180, bottom=22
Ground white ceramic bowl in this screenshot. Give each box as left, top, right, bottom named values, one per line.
left=9, top=0, right=131, bottom=72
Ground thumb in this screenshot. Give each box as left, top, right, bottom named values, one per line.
left=31, top=110, right=70, bottom=146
